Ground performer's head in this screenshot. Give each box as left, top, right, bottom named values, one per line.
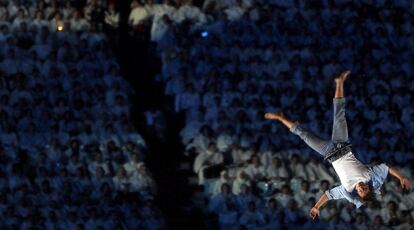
left=356, top=182, right=375, bottom=201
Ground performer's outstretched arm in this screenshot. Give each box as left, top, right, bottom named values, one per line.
left=310, top=193, right=329, bottom=219
left=389, top=167, right=412, bottom=190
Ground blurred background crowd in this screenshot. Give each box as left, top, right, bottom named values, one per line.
left=0, top=0, right=164, bottom=229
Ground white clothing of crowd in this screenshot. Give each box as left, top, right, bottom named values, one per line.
left=154, top=0, right=414, bottom=229
left=0, top=0, right=163, bottom=229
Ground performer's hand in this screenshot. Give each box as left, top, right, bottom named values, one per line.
left=400, top=177, right=412, bottom=190
left=309, top=207, right=320, bottom=219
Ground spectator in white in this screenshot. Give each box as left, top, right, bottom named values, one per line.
left=232, top=170, right=250, bottom=195
left=294, top=180, right=314, bottom=207
left=314, top=180, right=330, bottom=199
left=66, top=153, right=83, bottom=176
left=11, top=8, right=28, bottom=31
left=70, top=11, right=90, bottom=32
left=381, top=201, right=401, bottom=226
left=130, top=162, right=156, bottom=194
left=150, top=14, right=172, bottom=42
left=361, top=201, right=381, bottom=219
left=288, top=154, right=307, bottom=180
left=275, top=184, right=294, bottom=208
left=44, top=0, right=58, bottom=19
left=88, top=152, right=110, bottom=176
left=224, top=0, right=245, bottom=21
left=153, top=0, right=176, bottom=18
left=128, top=0, right=150, bottom=26
left=266, top=157, right=289, bottom=185
left=305, top=156, right=335, bottom=184
left=104, top=3, right=119, bottom=29
left=212, top=170, right=230, bottom=196
left=370, top=215, right=388, bottom=230
left=30, top=10, right=48, bottom=30
left=377, top=185, right=399, bottom=205
left=319, top=202, right=338, bottom=222
left=123, top=153, right=141, bottom=177
left=62, top=0, right=75, bottom=20
left=216, top=126, right=234, bottom=153
left=239, top=201, right=266, bottom=229
left=193, top=142, right=223, bottom=185
left=90, top=166, right=111, bottom=189
left=354, top=213, right=369, bottom=230
left=173, top=0, right=206, bottom=27
left=244, top=155, right=265, bottom=181
left=112, top=167, right=130, bottom=192
left=339, top=203, right=356, bottom=223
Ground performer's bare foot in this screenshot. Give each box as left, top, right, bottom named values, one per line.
left=335, top=70, right=350, bottom=84
left=334, top=70, right=350, bottom=98
left=264, top=112, right=284, bottom=121
left=265, top=112, right=295, bottom=129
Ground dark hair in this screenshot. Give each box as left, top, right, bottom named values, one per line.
left=360, top=185, right=376, bottom=202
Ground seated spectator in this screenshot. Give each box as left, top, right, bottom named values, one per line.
left=112, top=167, right=130, bottom=192
left=212, top=170, right=230, bottom=196
left=243, top=154, right=266, bottom=182
left=239, top=201, right=266, bottom=229
left=130, top=162, right=156, bottom=195
left=235, top=184, right=259, bottom=212
left=265, top=156, right=289, bottom=188
left=275, top=184, right=293, bottom=208
left=209, top=183, right=237, bottom=215
left=381, top=201, right=402, bottom=227
left=232, top=170, right=250, bottom=195
left=370, top=215, right=388, bottom=230
left=129, top=0, right=151, bottom=26
left=262, top=198, right=283, bottom=229
left=284, top=199, right=303, bottom=226
left=193, top=142, right=224, bottom=185
left=288, top=154, right=307, bottom=180
left=123, top=153, right=142, bottom=177
left=294, top=180, right=313, bottom=207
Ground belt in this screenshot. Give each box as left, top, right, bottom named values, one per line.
left=324, top=143, right=352, bottom=163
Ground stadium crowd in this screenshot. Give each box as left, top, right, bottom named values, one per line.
left=147, top=0, right=414, bottom=229
left=0, top=0, right=164, bottom=229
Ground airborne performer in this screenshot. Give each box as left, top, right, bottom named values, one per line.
left=265, top=71, right=412, bottom=219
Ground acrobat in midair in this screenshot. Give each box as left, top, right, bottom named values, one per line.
left=265, top=71, right=412, bottom=219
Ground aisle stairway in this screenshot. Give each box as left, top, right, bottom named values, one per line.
left=109, top=5, right=204, bottom=227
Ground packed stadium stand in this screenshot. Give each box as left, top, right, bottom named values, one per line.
left=0, top=0, right=165, bottom=229
left=1, top=0, right=414, bottom=229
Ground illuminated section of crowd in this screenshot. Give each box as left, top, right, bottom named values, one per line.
left=0, top=1, right=162, bottom=229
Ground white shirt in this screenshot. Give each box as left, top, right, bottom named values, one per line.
left=332, top=152, right=370, bottom=192
left=129, top=6, right=149, bottom=26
